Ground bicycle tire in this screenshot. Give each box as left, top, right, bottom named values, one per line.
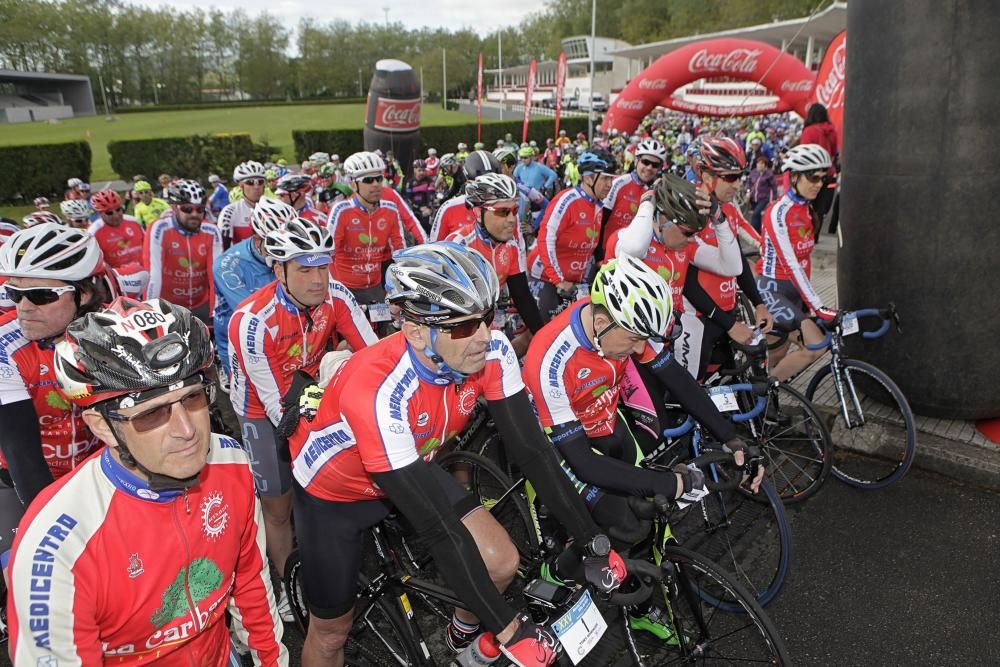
left=284, top=551, right=426, bottom=666
left=667, top=475, right=791, bottom=610
left=624, top=545, right=791, bottom=665
left=805, top=358, right=916, bottom=489
left=740, top=383, right=834, bottom=504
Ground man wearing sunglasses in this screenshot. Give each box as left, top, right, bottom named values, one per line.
left=756, top=143, right=838, bottom=382
left=599, top=138, right=667, bottom=261
left=0, top=224, right=109, bottom=567
left=676, top=136, right=774, bottom=380
left=219, top=161, right=268, bottom=248
left=88, top=190, right=145, bottom=270
left=229, top=219, right=376, bottom=624
left=5, top=297, right=289, bottom=666
left=536, top=150, right=617, bottom=322
left=287, top=242, right=623, bottom=667
left=144, top=179, right=223, bottom=326
left=447, top=174, right=544, bottom=356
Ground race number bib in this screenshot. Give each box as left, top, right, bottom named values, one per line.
left=551, top=590, right=607, bottom=665
left=708, top=386, right=740, bottom=412
left=841, top=313, right=860, bottom=336
left=368, top=303, right=392, bottom=323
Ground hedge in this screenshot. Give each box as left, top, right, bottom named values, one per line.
left=115, top=97, right=367, bottom=114
left=0, top=141, right=91, bottom=203
left=108, top=133, right=277, bottom=180
left=292, top=117, right=592, bottom=162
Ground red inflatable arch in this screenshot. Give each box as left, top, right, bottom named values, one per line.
left=602, top=38, right=815, bottom=135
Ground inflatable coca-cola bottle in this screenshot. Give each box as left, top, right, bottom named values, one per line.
left=364, top=59, right=422, bottom=177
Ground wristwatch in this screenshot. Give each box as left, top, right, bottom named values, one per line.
left=584, top=534, right=611, bottom=558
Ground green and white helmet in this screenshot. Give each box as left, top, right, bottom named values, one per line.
left=590, top=255, right=673, bottom=339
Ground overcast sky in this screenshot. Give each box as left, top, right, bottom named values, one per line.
left=131, top=1, right=541, bottom=36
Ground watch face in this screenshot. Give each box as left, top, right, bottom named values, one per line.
left=589, top=534, right=611, bottom=557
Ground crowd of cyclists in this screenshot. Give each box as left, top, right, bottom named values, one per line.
left=0, top=103, right=841, bottom=666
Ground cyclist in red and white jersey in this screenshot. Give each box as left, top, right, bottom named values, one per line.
left=288, top=243, right=624, bottom=667
left=88, top=189, right=144, bottom=270
left=0, top=218, right=21, bottom=315
left=7, top=297, right=288, bottom=666
left=275, top=173, right=325, bottom=226
left=447, top=174, right=544, bottom=356
left=218, top=161, right=267, bottom=247
left=229, top=219, right=376, bottom=622
left=601, top=138, right=666, bottom=247
left=756, top=143, right=837, bottom=381
left=429, top=150, right=502, bottom=242
left=144, top=179, right=223, bottom=325
left=536, top=150, right=616, bottom=320
left=0, top=224, right=109, bottom=558
left=59, top=198, right=94, bottom=230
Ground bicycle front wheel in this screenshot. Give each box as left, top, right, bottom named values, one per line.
left=625, top=545, right=791, bottom=665
left=805, top=358, right=916, bottom=489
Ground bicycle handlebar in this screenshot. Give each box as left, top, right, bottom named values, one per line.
left=805, top=303, right=899, bottom=351
left=608, top=558, right=661, bottom=606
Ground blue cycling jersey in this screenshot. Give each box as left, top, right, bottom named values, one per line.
left=212, top=237, right=273, bottom=376
left=514, top=161, right=557, bottom=191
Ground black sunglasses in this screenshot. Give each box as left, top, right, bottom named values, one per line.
left=799, top=170, right=827, bottom=184
left=6, top=284, right=76, bottom=306
left=433, top=308, right=495, bottom=339
left=639, top=158, right=662, bottom=168
left=358, top=175, right=382, bottom=185
left=713, top=172, right=745, bottom=183
left=106, top=383, right=214, bottom=433
left=179, top=205, right=206, bottom=215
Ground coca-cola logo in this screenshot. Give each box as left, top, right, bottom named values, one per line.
left=688, top=48, right=762, bottom=75
left=816, top=41, right=846, bottom=109
left=780, top=79, right=814, bottom=93
left=374, top=98, right=421, bottom=132
left=616, top=98, right=644, bottom=111
left=638, top=78, right=669, bottom=90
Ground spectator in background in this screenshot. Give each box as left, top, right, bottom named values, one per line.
left=156, top=173, right=172, bottom=199
left=747, top=155, right=778, bottom=233
left=404, top=159, right=436, bottom=231
left=208, top=173, right=230, bottom=216
left=799, top=103, right=839, bottom=231
left=131, top=180, right=170, bottom=228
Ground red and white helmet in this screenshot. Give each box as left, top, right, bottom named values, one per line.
left=111, top=262, right=151, bottom=298
left=0, top=223, right=104, bottom=281
left=697, top=136, right=748, bottom=173
left=91, top=190, right=124, bottom=213
left=23, top=210, right=64, bottom=228
left=251, top=196, right=298, bottom=238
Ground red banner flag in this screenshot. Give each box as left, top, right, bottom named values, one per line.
left=522, top=59, right=537, bottom=144
left=811, top=31, right=846, bottom=152
left=554, top=52, right=567, bottom=139
left=476, top=52, right=483, bottom=143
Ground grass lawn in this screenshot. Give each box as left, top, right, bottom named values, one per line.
left=0, top=103, right=471, bottom=182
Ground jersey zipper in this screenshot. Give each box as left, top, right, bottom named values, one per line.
left=173, top=490, right=202, bottom=663
left=185, top=234, right=193, bottom=305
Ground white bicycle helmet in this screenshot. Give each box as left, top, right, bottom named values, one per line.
left=0, top=222, right=104, bottom=281
left=635, top=138, right=667, bottom=162
left=343, top=151, right=386, bottom=179
left=465, top=173, right=519, bottom=207
left=782, top=144, right=832, bottom=173
left=23, top=211, right=64, bottom=228
left=233, top=160, right=266, bottom=182
left=590, top=255, right=673, bottom=339
left=427, top=148, right=438, bottom=157
left=263, top=218, right=334, bottom=264
left=251, top=196, right=299, bottom=238
left=309, top=152, right=331, bottom=166
left=60, top=199, right=93, bottom=221
left=166, top=179, right=207, bottom=205
left=67, top=178, right=84, bottom=188
left=386, top=242, right=500, bottom=324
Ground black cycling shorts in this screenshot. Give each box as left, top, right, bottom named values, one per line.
left=293, top=463, right=480, bottom=619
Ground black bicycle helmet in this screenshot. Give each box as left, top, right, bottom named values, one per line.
left=653, top=174, right=707, bottom=232
left=462, top=150, right=502, bottom=180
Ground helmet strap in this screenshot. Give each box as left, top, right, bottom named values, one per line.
left=426, top=327, right=468, bottom=384
left=476, top=210, right=505, bottom=246
left=99, top=406, right=201, bottom=493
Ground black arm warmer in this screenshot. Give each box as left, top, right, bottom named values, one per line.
left=550, top=421, right=679, bottom=499
left=736, top=254, right=764, bottom=307
left=683, top=264, right=738, bottom=331
left=0, top=400, right=54, bottom=506
left=371, top=461, right=516, bottom=633
left=487, top=391, right=599, bottom=544
left=592, top=207, right=614, bottom=266
left=645, top=350, right=737, bottom=443
left=506, top=272, right=544, bottom=334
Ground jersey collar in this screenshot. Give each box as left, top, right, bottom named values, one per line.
left=274, top=281, right=307, bottom=316
left=405, top=343, right=455, bottom=385
left=100, top=448, right=183, bottom=503
left=785, top=189, right=808, bottom=205
left=569, top=299, right=598, bottom=353
left=573, top=186, right=600, bottom=206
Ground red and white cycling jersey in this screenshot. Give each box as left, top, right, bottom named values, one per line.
left=430, top=195, right=475, bottom=242
left=380, top=187, right=428, bottom=244
left=756, top=192, right=822, bottom=311
left=603, top=173, right=652, bottom=243
left=228, top=279, right=377, bottom=424
left=0, top=311, right=100, bottom=478
left=289, top=330, right=522, bottom=502
left=604, top=229, right=692, bottom=313
left=326, top=196, right=408, bottom=289
left=217, top=198, right=256, bottom=245
left=522, top=300, right=656, bottom=438
left=143, top=215, right=223, bottom=310
left=537, top=186, right=603, bottom=284
left=296, top=206, right=326, bottom=227
left=88, top=215, right=144, bottom=269
left=8, top=436, right=288, bottom=666
left=693, top=202, right=744, bottom=311
left=446, top=222, right=527, bottom=287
